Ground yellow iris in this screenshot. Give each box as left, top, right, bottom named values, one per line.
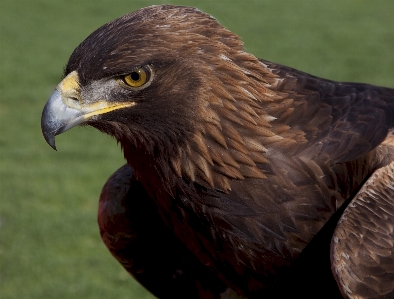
left=123, top=67, right=148, bottom=87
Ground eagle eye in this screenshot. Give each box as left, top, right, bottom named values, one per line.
left=120, top=66, right=151, bottom=88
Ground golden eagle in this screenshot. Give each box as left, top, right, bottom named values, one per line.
left=41, top=5, right=394, bottom=299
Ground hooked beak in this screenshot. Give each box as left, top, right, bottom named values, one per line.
left=41, top=71, right=134, bottom=150
left=41, top=88, right=84, bottom=150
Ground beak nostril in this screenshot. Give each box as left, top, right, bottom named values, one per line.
left=63, top=95, right=82, bottom=109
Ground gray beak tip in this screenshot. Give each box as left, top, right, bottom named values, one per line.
left=41, top=89, right=84, bottom=151
left=43, top=132, right=57, bottom=151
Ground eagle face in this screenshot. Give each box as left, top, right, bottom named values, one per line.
left=74, top=56, right=203, bottom=149
left=43, top=6, right=219, bottom=150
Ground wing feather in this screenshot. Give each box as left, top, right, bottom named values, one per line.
left=331, top=159, right=394, bottom=299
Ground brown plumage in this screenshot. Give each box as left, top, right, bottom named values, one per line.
left=41, top=5, right=394, bottom=299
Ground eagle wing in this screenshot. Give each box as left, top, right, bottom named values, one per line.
left=98, top=164, right=240, bottom=299
left=331, top=159, right=394, bottom=299
left=260, top=59, right=394, bottom=163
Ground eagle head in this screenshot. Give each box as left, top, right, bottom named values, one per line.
left=41, top=4, right=278, bottom=191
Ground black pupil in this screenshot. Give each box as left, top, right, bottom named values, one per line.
left=130, top=71, right=140, bottom=81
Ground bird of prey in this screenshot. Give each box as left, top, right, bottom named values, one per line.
left=41, top=5, right=394, bottom=299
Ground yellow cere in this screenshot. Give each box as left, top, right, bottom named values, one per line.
left=59, top=71, right=80, bottom=93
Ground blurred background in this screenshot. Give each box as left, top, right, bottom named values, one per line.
left=1, top=0, right=393, bottom=298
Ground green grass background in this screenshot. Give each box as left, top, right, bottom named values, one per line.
left=1, top=1, right=393, bottom=298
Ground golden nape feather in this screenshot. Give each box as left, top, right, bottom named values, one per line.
left=41, top=5, right=394, bottom=299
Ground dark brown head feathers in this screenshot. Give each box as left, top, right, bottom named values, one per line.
left=66, top=5, right=241, bottom=83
